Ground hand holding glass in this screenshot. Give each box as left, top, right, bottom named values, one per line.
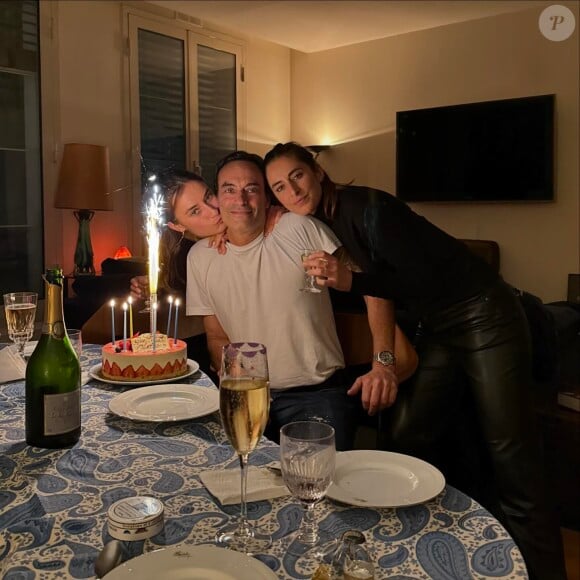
left=3, top=292, right=38, bottom=356
left=217, top=342, right=271, bottom=553
left=300, top=250, right=322, bottom=293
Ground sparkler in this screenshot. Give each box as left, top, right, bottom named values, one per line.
left=145, top=191, right=164, bottom=352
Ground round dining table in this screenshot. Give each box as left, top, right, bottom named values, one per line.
left=0, top=344, right=527, bottom=579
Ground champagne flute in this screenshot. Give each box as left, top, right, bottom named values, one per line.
left=3, top=292, right=38, bottom=357
left=217, top=342, right=271, bottom=554
left=280, top=421, right=336, bottom=564
left=300, top=250, right=322, bottom=293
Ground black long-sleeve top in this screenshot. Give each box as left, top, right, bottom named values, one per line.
left=315, top=185, right=498, bottom=318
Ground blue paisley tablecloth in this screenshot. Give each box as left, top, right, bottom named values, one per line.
left=0, top=344, right=527, bottom=579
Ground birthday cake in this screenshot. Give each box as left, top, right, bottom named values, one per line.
left=102, top=333, right=188, bottom=381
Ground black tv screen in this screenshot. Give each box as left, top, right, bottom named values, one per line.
left=396, top=95, right=554, bottom=202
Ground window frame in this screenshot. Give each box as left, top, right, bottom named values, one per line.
left=0, top=0, right=44, bottom=295
left=124, top=7, right=246, bottom=254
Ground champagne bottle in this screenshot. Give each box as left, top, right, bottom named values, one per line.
left=25, top=267, right=81, bottom=448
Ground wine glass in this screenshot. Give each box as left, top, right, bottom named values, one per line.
left=280, top=421, right=336, bottom=564
left=3, top=292, right=38, bottom=357
left=300, top=250, right=322, bottom=293
left=217, top=342, right=272, bottom=554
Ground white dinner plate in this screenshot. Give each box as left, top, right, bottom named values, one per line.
left=89, top=359, right=199, bottom=386
left=109, top=384, right=219, bottom=422
left=104, top=544, right=277, bottom=579
left=327, top=450, right=445, bottom=507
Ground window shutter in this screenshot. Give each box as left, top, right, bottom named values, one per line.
left=138, top=29, right=186, bottom=176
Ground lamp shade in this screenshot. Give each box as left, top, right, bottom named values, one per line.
left=54, top=143, right=113, bottom=210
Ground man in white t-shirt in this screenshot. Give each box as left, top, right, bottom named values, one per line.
left=186, top=152, right=367, bottom=448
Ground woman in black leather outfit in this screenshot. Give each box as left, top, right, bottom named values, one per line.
left=264, top=142, right=565, bottom=580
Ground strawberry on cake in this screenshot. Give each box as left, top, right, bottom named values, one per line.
left=102, top=333, right=188, bottom=381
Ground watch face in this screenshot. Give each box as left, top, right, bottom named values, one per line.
left=377, top=351, right=395, bottom=365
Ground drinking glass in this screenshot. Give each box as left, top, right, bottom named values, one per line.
left=67, top=329, right=83, bottom=359
left=3, top=292, right=38, bottom=356
left=300, top=250, right=322, bottom=293
left=217, top=342, right=271, bottom=553
left=280, top=421, right=336, bottom=561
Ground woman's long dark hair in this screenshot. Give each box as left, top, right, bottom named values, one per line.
left=157, top=170, right=206, bottom=295
left=264, top=142, right=338, bottom=220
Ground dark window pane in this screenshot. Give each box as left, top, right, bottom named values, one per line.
left=0, top=150, right=27, bottom=225
left=138, top=29, right=185, bottom=179
left=0, top=1, right=42, bottom=296
left=0, top=73, right=25, bottom=149
left=0, top=0, right=38, bottom=71
left=0, top=227, right=35, bottom=295
left=197, top=45, right=236, bottom=179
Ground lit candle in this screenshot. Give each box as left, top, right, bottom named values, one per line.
left=127, top=296, right=134, bottom=338
left=173, top=298, right=180, bottom=346
left=152, top=301, right=158, bottom=352
left=109, top=299, right=115, bottom=345
left=122, top=302, right=128, bottom=351
left=166, top=295, right=174, bottom=336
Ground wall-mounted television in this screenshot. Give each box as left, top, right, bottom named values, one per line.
left=396, top=95, right=555, bottom=202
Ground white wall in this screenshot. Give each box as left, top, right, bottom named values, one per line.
left=291, top=5, right=579, bottom=302
left=44, top=0, right=291, bottom=274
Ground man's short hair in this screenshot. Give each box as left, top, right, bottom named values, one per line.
left=215, top=151, right=267, bottom=191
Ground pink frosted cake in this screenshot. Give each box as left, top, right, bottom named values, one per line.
left=102, top=333, right=188, bottom=381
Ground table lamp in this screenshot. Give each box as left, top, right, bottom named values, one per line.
left=54, top=143, right=113, bottom=275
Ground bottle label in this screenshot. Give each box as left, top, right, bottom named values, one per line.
left=43, top=389, right=81, bottom=435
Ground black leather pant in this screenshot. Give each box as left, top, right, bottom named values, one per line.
left=387, top=280, right=566, bottom=580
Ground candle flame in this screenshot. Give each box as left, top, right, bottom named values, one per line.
left=127, top=296, right=133, bottom=305
left=122, top=302, right=128, bottom=311
left=145, top=194, right=164, bottom=295
left=110, top=299, right=115, bottom=307
left=174, top=298, right=180, bottom=307
left=168, top=295, right=173, bottom=304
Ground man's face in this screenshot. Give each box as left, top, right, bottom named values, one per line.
left=216, top=160, right=269, bottom=243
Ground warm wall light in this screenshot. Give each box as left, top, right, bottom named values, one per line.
left=54, top=143, right=113, bottom=275
left=306, top=144, right=331, bottom=159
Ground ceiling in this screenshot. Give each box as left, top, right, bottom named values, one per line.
left=148, top=0, right=548, bottom=53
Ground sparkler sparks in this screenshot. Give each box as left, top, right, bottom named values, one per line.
left=145, top=193, right=164, bottom=296
left=144, top=191, right=164, bottom=351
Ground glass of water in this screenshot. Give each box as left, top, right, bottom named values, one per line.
left=280, top=420, right=336, bottom=564
left=67, top=328, right=83, bottom=359
left=3, top=292, right=38, bottom=356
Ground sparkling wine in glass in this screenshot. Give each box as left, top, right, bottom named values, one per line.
left=217, top=342, right=271, bottom=554
left=280, top=420, right=336, bottom=564
left=3, top=292, right=38, bottom=357
left=300, top=250, right=322, bottom=293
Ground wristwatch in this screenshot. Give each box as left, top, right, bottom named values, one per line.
left=373, top=350, right=396, bottom=366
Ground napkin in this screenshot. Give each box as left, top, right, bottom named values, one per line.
left=200, top=466, right=290, bottom=505
left=0, top=346, right=90, bottom=385
left=0, top=346, right=26, bottom=382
